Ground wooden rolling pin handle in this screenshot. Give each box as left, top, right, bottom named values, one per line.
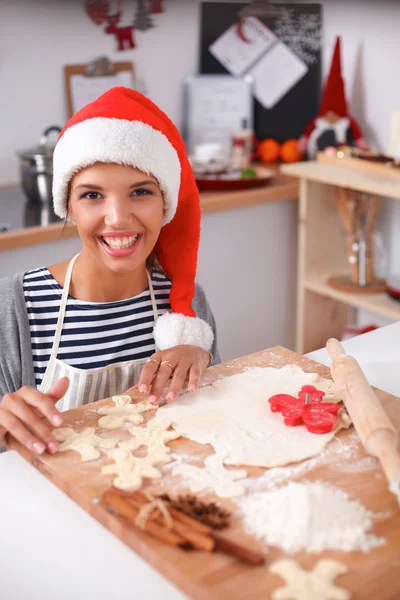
left=326, top=338, right=400, bottom=491
left=326, top=338, right=346, bottom=359
left=369, top=430, right=400, bottom=483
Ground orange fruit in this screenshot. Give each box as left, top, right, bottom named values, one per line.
left=258, top=138, right=280, bottom=163
left=280, top=139, right=305, bottom=163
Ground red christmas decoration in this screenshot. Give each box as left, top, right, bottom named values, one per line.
left=84, top=0, right=166, bottom=51
left=150, top=0, right=163, bottom=14
left=268, top=385, right=340, bottom=434
left=105, top=12, right=135, bottom=51
left=318, top=37, right=348, bottom=120
left=299, top=37, right=368, bottom=157
left=236, top=19, right=251, bottom=43
left=85, top=0, right=109, bottom=25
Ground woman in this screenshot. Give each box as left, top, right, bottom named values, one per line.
left=0, top=87, right=219, bottom=455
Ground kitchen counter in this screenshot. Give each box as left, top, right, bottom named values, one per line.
left=1, top=323, right=399, bottom=600
left=0, top=171, right=298, bottom=250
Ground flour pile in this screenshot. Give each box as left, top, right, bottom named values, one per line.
left=238, top=481, right=385, bottom=553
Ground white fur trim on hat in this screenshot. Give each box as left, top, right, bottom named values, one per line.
left=52, top=117, right=181, bottom=224
left=153, top=313, right=214, bottom=352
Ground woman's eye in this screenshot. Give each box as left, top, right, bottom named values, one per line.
left=131, top=188, right=152, bottom=196
left=81, top=191, right=101, bottom=200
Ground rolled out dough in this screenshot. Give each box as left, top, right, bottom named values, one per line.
left=157, top=365, right=350, bottom=468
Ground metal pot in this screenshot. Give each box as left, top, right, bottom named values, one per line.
left=17, top=126, right=61, bottom=207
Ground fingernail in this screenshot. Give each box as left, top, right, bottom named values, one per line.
left=33, top=442, right=46, bottom=455
left=188, top=384, right=196, bottom=393
left=166, top=392, right=175, bottom=401
left=52, top=414, right=63, bottom=426
left=139, top=384, right=147, bottom=394
left=47, top=441, right=58, bottom=454
left=148, top=395, right=157, bottom=404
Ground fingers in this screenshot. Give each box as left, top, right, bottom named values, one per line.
left=47, top=377, right=70, bottom=402
left=0, top=407, right=48, bottom=454
left=0, top=378, right=69, bottom=455
left=18, top=386, right=64, bottom=428
left=0, top=394, right=57, bottom=453
left=187, top=361, right=202, bottom=393
left=148, top=361, right=176, bottom=404
left=138, top=355, right=161, bottom=395
left=166, top=360, right=192, bottom=402
left=142, top=348, right=211, bottom=404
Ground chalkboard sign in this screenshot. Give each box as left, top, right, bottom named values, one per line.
left=200, top=2, right=322, bottom=143
left=183, top=74, right=254, bottom=155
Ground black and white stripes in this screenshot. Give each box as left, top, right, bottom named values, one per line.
left=23, top=267, right=171, bottom=386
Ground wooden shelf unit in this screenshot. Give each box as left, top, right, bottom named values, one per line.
left=281, top=161, right=400, bottom=354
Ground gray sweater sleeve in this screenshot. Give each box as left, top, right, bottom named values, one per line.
left=0, top=272, right=35, bottom=399
left=192, top=283, right=221, bottom=366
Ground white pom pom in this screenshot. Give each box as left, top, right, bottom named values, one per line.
left=153, top=313, right=214, bottom=351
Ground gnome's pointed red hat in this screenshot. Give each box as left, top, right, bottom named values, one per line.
left=318, top=37, right=347, bottom=118
left=52, top=87, right=213, bottom=352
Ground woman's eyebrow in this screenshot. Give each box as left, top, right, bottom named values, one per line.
left=74, top=183, right=104, bottom=191
left=129, top=180, right=158, bottom=188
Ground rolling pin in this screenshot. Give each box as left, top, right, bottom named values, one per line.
left=327, top=338, right=400, bottom=506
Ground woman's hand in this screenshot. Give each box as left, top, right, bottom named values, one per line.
left=137, top=345, right=211, bottom=404
left=0, top=378, right=69, bottom=454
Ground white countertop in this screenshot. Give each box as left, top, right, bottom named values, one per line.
left=1, top=322, right=399, bottom=600
left=307, top=320, right=400, bottom=398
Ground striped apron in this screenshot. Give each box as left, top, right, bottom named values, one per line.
left=39, top=253, right=159, bottom=412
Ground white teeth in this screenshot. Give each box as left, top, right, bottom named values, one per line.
left=103, top=235, right=139, bottom=249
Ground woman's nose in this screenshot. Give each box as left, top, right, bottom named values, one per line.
left=104, top=197, right=133, bottom=228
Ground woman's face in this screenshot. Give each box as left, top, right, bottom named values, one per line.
left=68, top=163, right=164, bottom=273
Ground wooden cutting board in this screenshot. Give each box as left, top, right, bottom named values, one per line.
left=7, top=347, right=400, bottom=600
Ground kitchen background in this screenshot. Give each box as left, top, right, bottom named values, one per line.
left=0, top=0, right=399, bottom=361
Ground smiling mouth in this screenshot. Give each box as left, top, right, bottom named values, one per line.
left=101, top=234, right=141, bottom=249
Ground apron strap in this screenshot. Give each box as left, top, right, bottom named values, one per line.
left=47, top=253, right=80, bottom=364
left=147, top=269, right=159, bottom=324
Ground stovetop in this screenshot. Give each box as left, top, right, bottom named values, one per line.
left=0, top=185, right=62, bottom=233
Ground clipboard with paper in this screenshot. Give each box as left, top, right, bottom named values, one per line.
left=64, top=57, right=135, bottom=118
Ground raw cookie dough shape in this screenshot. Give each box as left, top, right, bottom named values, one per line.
left=97, top=395, right=154, bottom=430
left=172, top=453, right=247, bottom=498
left=119, top=418, right=181, bottom=464
left=52, top=427, right=118, bottom=462
left=102, top=448, right=162, bottom=491
left=270, top=559, right=350, bottom=600
left=158, top=365, right=349, bottom=468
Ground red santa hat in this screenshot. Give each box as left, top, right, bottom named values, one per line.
left=299, top=37, right=368, bottom=152
left=52, top=86, right=213, bottom=352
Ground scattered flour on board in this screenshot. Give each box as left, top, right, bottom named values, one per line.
left=241, top=430, right=379, bottom=493
left=237, top=481, right=385, bottom=554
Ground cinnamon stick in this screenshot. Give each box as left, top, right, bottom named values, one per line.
left=133, top=491, right=212, bottom=534
left=105, top=489, right=266, bottom=565
left=211, top=533, right=265, bottom=566
left=102, top=490, right=186, bottom=548
left=125, top=494, right=214, bottom=551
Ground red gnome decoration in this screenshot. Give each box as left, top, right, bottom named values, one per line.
left=298, top=37, right=369, bottom=159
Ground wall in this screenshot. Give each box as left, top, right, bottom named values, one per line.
left=1, top=0, right=400, bottom=183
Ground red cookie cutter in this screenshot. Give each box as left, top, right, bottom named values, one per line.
left=268, top=385, right=340, bottom=434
